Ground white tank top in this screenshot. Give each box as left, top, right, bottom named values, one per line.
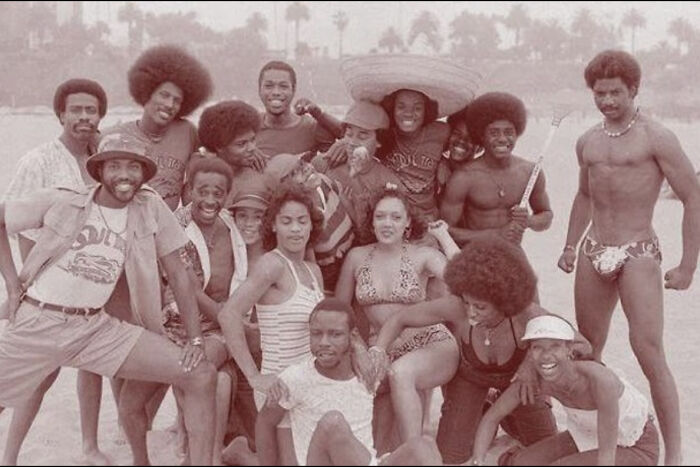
left=563, top=375, right=650, bottom=452
left=256, top=249, right=324, bottom=376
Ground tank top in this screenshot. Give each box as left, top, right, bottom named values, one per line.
left=563, top=375, right=650, bottom=452
left=456, top=318, right=528, bottom=390
left=256, top=249, right=324, bottom=376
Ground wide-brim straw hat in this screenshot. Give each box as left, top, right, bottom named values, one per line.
left=340, top=54, right=482, bottom=118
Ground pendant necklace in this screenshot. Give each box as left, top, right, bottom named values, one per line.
left=602, top=107, right=640, bottom=138
left=136, top=120, right=166, bottom=143
left=483, top=317, right=507, bottom=346
left=485, top=170, right=506, bottom=198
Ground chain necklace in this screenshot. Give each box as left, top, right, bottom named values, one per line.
left=601, top=107, right=640, bottom=138
left=483, top=317, right=507, bottom=346
left=96, top=203, right=128, bottom=236
left=136, top=120, right=166, bottom=143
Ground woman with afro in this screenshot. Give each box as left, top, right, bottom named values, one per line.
left=102, top=44, right=213, bottom=211
left=370, top=234, right=593, bottom=464
left=439, top=92, right=553, bottom=248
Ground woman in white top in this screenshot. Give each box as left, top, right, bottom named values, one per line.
left=218, top=181, right=325, bottom=464
left=468, top=315, right=659, bottom=466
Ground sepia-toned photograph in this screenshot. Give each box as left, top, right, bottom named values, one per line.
left=0, top=1, right=698, bottom=465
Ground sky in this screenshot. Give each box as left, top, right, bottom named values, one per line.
left=83, top=1, right=700, bottom=57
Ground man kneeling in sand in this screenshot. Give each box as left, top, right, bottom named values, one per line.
left=224, top=298, right=440, bottom=465
left=0, top=134, right=217, bottom=465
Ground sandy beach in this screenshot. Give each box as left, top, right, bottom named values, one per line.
left=0, top=112, right=698, bottom=465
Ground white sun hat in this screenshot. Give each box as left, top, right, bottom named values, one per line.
left=522, top=315, right=575, bottom=342
left=340, top=54, right=482, bottom=118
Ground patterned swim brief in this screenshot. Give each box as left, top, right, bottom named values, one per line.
left=582, top=234, right=662, bottom=281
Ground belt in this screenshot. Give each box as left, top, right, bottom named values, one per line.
left=22, top=295, right=102, bottom=317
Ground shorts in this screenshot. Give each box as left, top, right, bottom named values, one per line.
left=0, top=301, right=143, bottom=407
left=253, top=386, right=291, bottom=428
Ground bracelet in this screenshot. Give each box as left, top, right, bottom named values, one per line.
left=190, top=336, right=204, bottom=347
left=563, top=245, right=576, bottom=252
left=368, top=346, right=386, bottom=355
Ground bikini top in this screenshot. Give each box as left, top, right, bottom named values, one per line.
left=458, top=318, right=528, bottom=388
left=355, top=243, right=425, bottom=306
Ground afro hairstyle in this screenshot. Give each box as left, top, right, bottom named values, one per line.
left=464, top=92, right=527, bottom=147
left=584, top=49, right=641, bottom=92
left=198, top=100, right=261, bottom=152
left=53, top=78, right=108, bottom=120
left=128, top=44, right=213, bottom=118
left=444, top=234, right=537, bottom=317
left=187, top=156, right=234, bottom=193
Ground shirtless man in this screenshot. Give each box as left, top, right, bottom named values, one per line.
left=440, top=92, right=553, bottom=247
left=557, top=50, right=700, bottom=465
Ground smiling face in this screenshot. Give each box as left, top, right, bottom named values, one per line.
left=310, top=310, right=352, bottom=370
left=99, top=158, right=145, bottom=207
left=448, top=120, right=478, bottom=163
left=60, top=92, right=101, bottom=144
left=189, top=171, right=229, bottom=227
left=234, top=207, right=265, bottom=245
left=274, top=200, right=312, bottom=254
left=460, top=293, right=504, bottom=328
left=483, top=119, right=517, bottom=160
left=393, top=90, right=426, bottom=134
left=259, top=69, right=295, bottom=116
left=372, top=196, right=410, bottom=245
left=143, top=81, right=183, bottom=127
left=592, top=77, right=636, bottom=122
left=529, top=338, right=573, bottom=382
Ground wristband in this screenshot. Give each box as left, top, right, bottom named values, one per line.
left=368, top=346, right=387, bottom=355
left=563, top=245, right=576, bottom=252
left=190, top=336, right=204, bottom=347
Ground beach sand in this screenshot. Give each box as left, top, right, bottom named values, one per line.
left=0, top=113, right=698, bottom=464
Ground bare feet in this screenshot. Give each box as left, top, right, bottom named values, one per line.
left=76, top=448, right=112, bottom=466
left=221, top=436, right=259, bottom=466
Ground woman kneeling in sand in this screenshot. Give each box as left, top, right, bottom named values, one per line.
left=469, top=314, right=659, bottom=466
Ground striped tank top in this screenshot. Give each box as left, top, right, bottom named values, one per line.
left=257, top=249, right=324, bottom=376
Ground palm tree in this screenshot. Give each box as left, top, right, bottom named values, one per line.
left=285, top=1, right=310, bottom=54
left=408, top=10, right=442, bottom=54
left=332, top=10, right=349, bottom=58
left=570, top=8, right=598, bottom=61
left=449, top=11, right=499, bottom=61
left=378, top=26, right=403, bottom=53
left=246, top=11, right=267, bottom=34
left=118, top=2, right=144, bottom=55
left=667, top=17, right=696, bottom=55
left=621, top=8, right=646, bottom=53
left=501, top=3, right=530, bottom=48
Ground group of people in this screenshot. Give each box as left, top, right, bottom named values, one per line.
left=0, top=43, right=698, bottom=467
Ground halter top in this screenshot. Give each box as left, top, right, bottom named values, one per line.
left=355, top=243, right=425, bottom=306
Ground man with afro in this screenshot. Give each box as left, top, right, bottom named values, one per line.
left=2, top=78, right=112, bottom=465
left=102, top=44, right=213, bottom=211
left=196, top=99, right=269, bottom=206
left=439, top=92, right=553, bottom=248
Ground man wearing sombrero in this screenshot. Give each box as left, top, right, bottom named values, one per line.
left=102, top=44, right=213, bottom=211
left=340, top=54, right=480, bottom=223
left=440, top=92, right=553, bottom=248
left=0, top=134, right=217, bottom=465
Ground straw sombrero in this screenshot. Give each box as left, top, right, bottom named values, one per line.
left=340, top=54, right=482, bottom=118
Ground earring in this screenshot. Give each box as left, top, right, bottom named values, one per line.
left=403, top=226, right=411, bottom=240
